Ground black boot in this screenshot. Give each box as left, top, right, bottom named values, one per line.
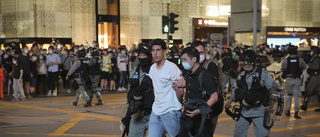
left=286, top=110, right=290, bottom=116
left=300, top=105, right=307, bottom=111
left=294, top=111, right=301, bottom=119
left=72, top=101, right=78, bottom=106
left=84, top=101, right=92, bottom=107
left=95, top=100, right=103, bottom=106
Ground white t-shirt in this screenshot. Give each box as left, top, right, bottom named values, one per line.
left=149, top=60, right=182, bottom=115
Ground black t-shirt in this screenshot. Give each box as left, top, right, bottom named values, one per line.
left=30, top=61, right=38, bottom=77
left=111, top=58, right=117, bottom=72
left=18, top=54, right=30, bottom=73
left=130, top=56, right=137, bottom=63
left=2, top=56, right=13, bottom=73
left=185, top=66, right=216, bottom=101
left=13, top=64, right=22, bottom=79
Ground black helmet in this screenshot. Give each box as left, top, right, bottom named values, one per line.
left=242, top=50, right=258, bottom=64
left=287, top=46, right=297, bottom=55
left=78, top=49, right=86, bottom=58
left=138, top=43, right=151, bottom=56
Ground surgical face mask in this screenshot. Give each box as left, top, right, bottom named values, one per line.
left=13, top=61, right=17, bottom=64
left=243, top=64, right=254, bottom=72
left=310, top=51, right=314, bottom=56
left=33, top=57, right=37, bottom=61
left=4, top=54, right=8, bottom=58
left=122, top=51, right=126, bottom=54
left=92, top=43, right=96, bottom=47
left=108, top=49, right=112, bottom=51
left=54, top=46, right=57, bottom=49
left=24, top=49, right=29, bottom=54
left=40, top=45, right=43, bottom=49
left=62, top=52, right=66, bottom=55
left=49, top=50, right=53, bottom=54
left=39, top=56, right=43, bottom=60
left=113, top=49, right=116, bottom=52
left=74, top=49, right=78, bottom=53
left=233, top=52, right=236, bottom=55
left=199, top=54, right=205, bottom=63
left=182, top=62, right=193, bottom=70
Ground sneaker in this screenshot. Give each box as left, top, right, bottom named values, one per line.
left=11, top=98, right=19, bottom=101
left=52, top=91, right=57, bottom=97
left=122, top=87, right=127, bottom=91
left=72, top=101, right=78, bottom=106
left=63, top=89, right=67, bottom=93
left=47, top=92, right=52, bottom=97
left=117, top=88, right=122, bottom=91
left=20, top=97, right=26, bottom=100
left=67, top=89, right=71, bottom=93
left=315, top=108, right=320, bottom=112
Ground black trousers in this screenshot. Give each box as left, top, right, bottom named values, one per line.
left=37, top=74, right=47, bottom=94
left=61, top=70, right=70, bottom=89
left=48, top=72, right=59, bottom=90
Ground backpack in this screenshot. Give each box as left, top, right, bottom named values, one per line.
left=203, top=60, right=224, bottom=117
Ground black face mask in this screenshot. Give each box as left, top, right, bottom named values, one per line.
left=139, top=57, right=151, bottom=67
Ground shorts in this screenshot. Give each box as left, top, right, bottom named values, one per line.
left=100, top=71, right=110, bottom=79
left=23, top=72, right=31, bottom=82
left=109, top=72, right=115, bottom=80
left=30, top=77, right=38, bottom=87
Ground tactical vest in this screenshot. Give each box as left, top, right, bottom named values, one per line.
left=101, top=55, right=110, bottom=72
left=90, top=57, right=101, bottom=75
left=128, top=66, right=154, bottom=111
left=75, top=58, right=88, bottom=79
left=235, top=65, right=269, bottom=106
left=285, top=57, right=302, bottom=78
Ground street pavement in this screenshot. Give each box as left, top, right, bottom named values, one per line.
left=1, top=91, right=320, bottom=137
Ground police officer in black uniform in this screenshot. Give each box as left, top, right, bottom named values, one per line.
left=301, top=47, right=320, bottom=112
left=121, top=44, right=154, bottom=137
left=88, top=48, right=103, bottom=105
left=66, top=49, right=91, bottom=107
left=281, top=46, right=306, bottom=118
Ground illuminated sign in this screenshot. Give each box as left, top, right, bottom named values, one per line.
left=203, top=19, right=228, bottom=26
left=284, top=27, right=307, bottom=32
left=198, top=19, right=203, bottom=25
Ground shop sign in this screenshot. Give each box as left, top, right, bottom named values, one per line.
left=284, top=27, right=307, bottom=32
left=195, top=18, right=228, bottom=26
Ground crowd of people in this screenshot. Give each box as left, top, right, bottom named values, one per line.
left=1, top=40, right=132, bottom=102
left=2, top=38, right=320, bottom=136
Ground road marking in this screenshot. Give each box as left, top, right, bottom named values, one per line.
left=3, top=132, right=119, bottom=136
left=0, top=116, right=67, bottom=120
left=0, top=102, right=120, bottom=121
left=271, top=122, right=320, bottom=132
left=50, top=115, right=84, bottom=135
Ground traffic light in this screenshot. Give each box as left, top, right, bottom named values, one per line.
left=162, top=16, right=169, bottom=34
left=169, top=13, right=179, bottom=34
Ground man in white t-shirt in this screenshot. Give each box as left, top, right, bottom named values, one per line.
left=148, top=39, right=184, bottom=137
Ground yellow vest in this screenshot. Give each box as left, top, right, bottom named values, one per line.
left=101, top=55, right=110, bottom=72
